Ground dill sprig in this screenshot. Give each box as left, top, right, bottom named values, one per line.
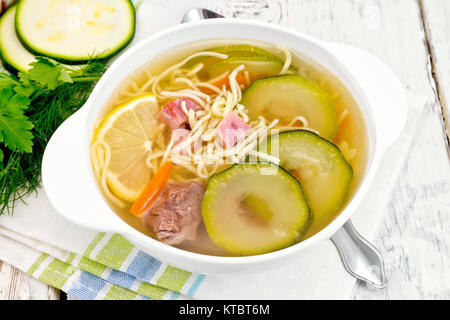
left=0, top=58, right=107, bottom=214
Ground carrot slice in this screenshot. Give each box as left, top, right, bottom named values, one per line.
left=130, top=161, right=174, bottom=217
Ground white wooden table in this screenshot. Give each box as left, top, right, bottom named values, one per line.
left=1, top=0, right=449, bottom=300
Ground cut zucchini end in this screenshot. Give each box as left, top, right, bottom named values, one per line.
left=202, top=163, right=311, bottom=256
left=242, top=75, right=338, bottom=141
left=15, top=0, right=136, bottom=63
left=0, top=4, right=33, bottom=73
left=0, top=4, right=87, bottom=73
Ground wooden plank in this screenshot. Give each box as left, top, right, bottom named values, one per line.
left=0, top=260, right=60, bottom=300
left=419, top=0, right=450, bottom=151
left=207, top=0, right=450, bottom=299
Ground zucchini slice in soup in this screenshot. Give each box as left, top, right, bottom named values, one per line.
left=241, top=75, right=338, bottom=141
left=201, top=163, right=311, bottom=256
left=206, top=56, right=295, bottom=79
left=258, top=130, right=353, bottom=227
left=185, top=44, right=284, bottom=69
left=209, top=44, right=278, bottom=57
left=15, top=0, right=135, bottom=63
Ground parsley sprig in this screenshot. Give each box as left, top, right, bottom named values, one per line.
left=0, top=57, right=106, bottom=214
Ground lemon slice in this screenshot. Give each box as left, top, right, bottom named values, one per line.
left=92, top=94, right=161, bottom=202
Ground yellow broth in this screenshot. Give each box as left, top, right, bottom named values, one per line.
left=92, top=39, right=369, bottom=256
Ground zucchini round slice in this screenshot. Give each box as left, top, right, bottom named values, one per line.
left=206, top=56, right=295, bottom=79
left=0, top=4, right=35, bottom=72
left=241, top=75, right=338, bottom=141
left=0, top=5, right=85, bottom=72
left=259, top=130, right=353, bottom=229
left=201, top=163, right=310, bottom=256
left=15, top=0, right=135, bottom=63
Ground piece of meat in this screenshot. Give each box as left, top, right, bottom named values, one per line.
left=141, top=182, right=205, bottom=245
left=157, top=98, right=202, bottom=130
left=217, top=112, right=251, bottom=148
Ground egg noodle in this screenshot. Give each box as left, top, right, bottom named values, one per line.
left=91, top=45, right=356, bottom=205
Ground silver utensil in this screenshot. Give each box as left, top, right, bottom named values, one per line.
left=181, top=8, right=224, bottom=23
left=331, top=221, right=387, bottom=288
left=181, top=8, right=388, bottom=289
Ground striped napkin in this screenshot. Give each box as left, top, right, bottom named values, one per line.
left=0, top=214, right=203, bottom=300
left=0, top=0, right=427, bottom=300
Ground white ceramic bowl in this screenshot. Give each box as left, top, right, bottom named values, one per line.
left=42, top=19, right=407, bottom=274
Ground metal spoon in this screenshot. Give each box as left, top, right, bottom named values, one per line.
left=331, top=221, right=387, bottom=288
left=181, top=8, right=225, bottom=24
left=181, top=8, right=388, bottom=289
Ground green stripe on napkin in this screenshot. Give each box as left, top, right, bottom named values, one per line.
left=95, top=234, right=134, bottom=270
left=25, top=232, right=201, bottom=299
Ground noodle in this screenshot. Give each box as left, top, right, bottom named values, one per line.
left=139, top=75, right=156, bottom=92
left=243, top=70, right=251, bottom=86
left=276, top=45, right=293, bottom=75
left=91, top=43, right=331, bottom=204
left=338, top=109, right=349, bottom=126
left=152, top=51, right=229, bottom=98
left=339, top=141, right=357, bottom=161
left=287, top=115, right=309, bottom=128
left=91, top=141, right=128, bottom=208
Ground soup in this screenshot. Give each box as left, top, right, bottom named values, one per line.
left=90, top=40, right=368, bottom=256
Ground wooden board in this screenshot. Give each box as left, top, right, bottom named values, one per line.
left=0, top=261, right=60, bottom=300
left=1, top=0, right=449, bottom=300
left=420, top=0, right=450, bottom=147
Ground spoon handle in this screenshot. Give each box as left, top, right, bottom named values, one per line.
left=330, top=220, right=388, bottom=289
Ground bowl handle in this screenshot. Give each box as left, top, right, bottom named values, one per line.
left=42, top=106, right=133, bottom=234
left=321, top=42, right=408, bottom=151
